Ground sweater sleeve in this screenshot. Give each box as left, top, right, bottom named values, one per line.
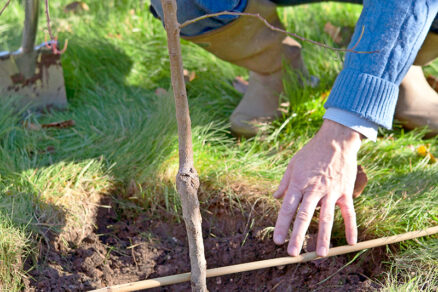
left=324, top=0, right=438, bottom=129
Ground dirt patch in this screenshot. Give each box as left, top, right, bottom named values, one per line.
left=26, top=195, right=384, bottom=291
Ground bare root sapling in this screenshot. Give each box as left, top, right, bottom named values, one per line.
left=160, top=0, right=207, bottom=291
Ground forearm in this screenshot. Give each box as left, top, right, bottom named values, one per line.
left=325, top=0, right=438, bottom=129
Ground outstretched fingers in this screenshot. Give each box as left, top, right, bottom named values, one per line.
left=316, top=198, right=335, bottom=257
left=287, top=194, right=319, bottom=256
left=338, top=196, right=358, bottom=245
left=273, top=186, right=302, bottom=245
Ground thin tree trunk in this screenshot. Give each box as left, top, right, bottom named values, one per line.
left=159, top=0, right=207, bottom=291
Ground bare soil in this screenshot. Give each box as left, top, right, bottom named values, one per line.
left=26, top=194, right=384, bottom=291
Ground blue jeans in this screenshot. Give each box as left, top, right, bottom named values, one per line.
left=150, top=0, right=438, bottom=36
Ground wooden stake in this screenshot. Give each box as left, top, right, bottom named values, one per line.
left=159, top=0, right=207, bottom=291
left=91, top=226, right=438, bottom=292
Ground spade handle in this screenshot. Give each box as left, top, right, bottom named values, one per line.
left=21, top=0, right=39, bottom=54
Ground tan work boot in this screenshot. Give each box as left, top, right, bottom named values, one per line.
left=395, top=66, right=438, bottom=137
left=395, top=32, right=438, bottom=137
left=414, top=32, right=438, bottom=66
left=183, top=0, right=308, bottom=137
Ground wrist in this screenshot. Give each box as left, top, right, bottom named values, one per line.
left=318, top=119, right=363, bottom=151
left=323, top=109, right=378, bottom=141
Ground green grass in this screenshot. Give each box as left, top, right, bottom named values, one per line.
left=0, top=0, right=437, bottom=290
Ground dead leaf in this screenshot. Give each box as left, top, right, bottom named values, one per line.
left=107, top=33, right=122, bottom=39
left=64, top=1, right=89, bottom=13
left=155, top=87, right=168, bottom=97
left=353, top=165, right=368, bottom=198
left=40, top=146, right=56, bottom=154
left=23, top=121, right=41, bottom=131
left=426, top=75, right=438, bottom=92
left=41, top=120, right=75, bottom=129
left=233, top=76, right=249, bottom=94
left=320, top=90, right=330, bottom=101
left=46, top=146, right=56, bottom=153
left=303, top=233, right=318, bottom=252
left=183, top=69, right=196, bottom=83
left=324, top=22, right=342, bottom=44
left=324, top=22, right=355, bottom=47
left=417, top=145, right=436, bottom=164
left=278, top=101, right=290, bottom=114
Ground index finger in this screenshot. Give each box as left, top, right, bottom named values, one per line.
left=287, top=193, right=319, bottom=256
left=273, top=186, right=302, bottom=245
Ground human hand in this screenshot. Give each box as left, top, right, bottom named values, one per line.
left=273, top=119, right=363, bottom=257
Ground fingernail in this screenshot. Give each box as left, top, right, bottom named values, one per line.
left=317, top=247, right=327, bottom=257
left=274, top=234, right=285, bottom=244
left=288, top=247, right=299, bottom=257
left=273, top=191, right=279, bottom=198
left=274, top=234, right=284, bottom=244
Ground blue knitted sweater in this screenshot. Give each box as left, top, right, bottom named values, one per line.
left=325, top=0, right=438, bottom=129
left=151, top=0, right=438, bottom=129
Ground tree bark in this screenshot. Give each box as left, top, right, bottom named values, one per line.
left=159, top=0, right=207, bottom=291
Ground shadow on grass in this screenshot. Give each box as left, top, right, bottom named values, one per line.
left=0, top=33, right=238, bottom=288
left=0, top=36, right=150, bottom=286
left=0, top=191, right=67, bottom=290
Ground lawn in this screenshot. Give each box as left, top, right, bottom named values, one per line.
left=0, top=0, right=437, bottom=290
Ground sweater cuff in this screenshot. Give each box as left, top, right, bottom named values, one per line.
left=324, top=69, right=399, bottom=129
left=324, top=108, right=378, bottom=141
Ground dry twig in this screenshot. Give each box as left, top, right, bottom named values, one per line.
left=0, top=0, right=11, bottom=16
left=43, top=0, right=68, bottom=54
left=0, top=0, right=68, bottom=54
left=160, top=0, right=207, bottom=291
left=181, top=11, right=376, bottom=54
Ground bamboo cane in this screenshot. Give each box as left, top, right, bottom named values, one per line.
left=159, top=0, right=207, bottom=291
left=90, top=226, right=438, bottom=292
